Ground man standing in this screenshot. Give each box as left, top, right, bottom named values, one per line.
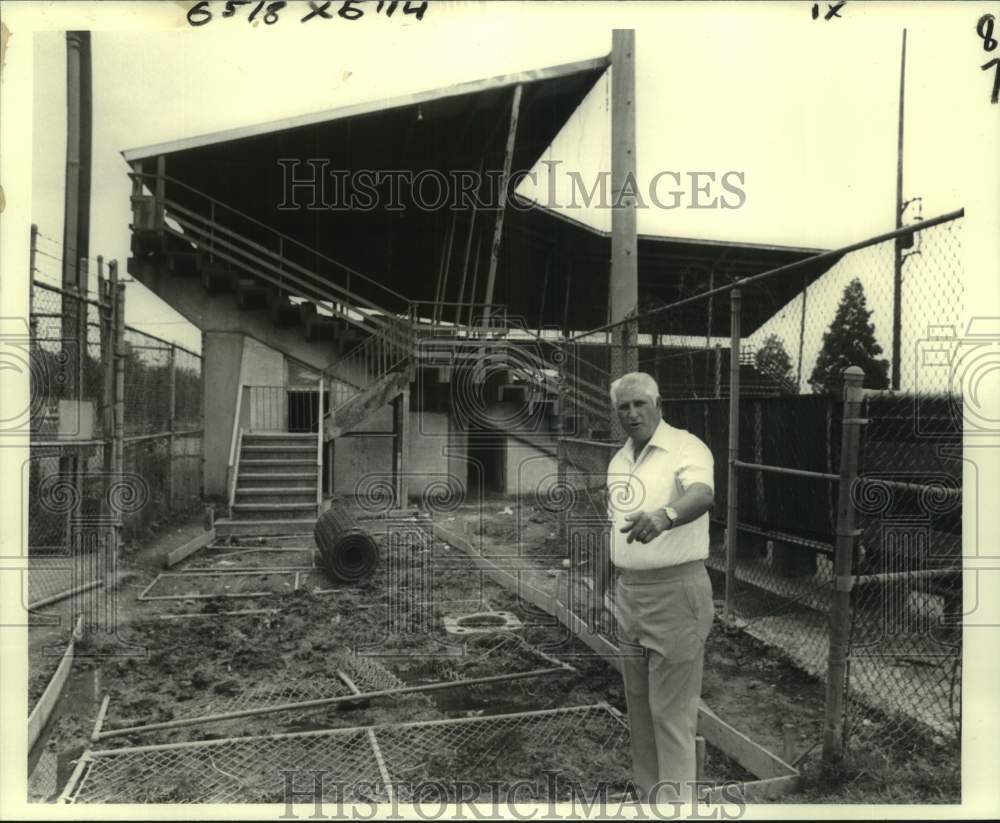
left=594, top=372, right=716, bottom=803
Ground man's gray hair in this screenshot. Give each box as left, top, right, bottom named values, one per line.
left=610, top=372, right=660, bottom=405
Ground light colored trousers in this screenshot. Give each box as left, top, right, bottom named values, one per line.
left=614, top=560, right=714, bottom=802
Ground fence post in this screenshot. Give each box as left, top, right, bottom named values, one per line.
left=714, top=343, right=722, bottom=399
left=110, top=261, right=126, bottom=547
left=724, top=288, right=742, bottom=623
left=822, top=365, right=865, bottom=763
left=316, top=375, right=324, bottom=514
left=168, top=343, right=177, bottom=510
left=29, top=223, right=38, bottom=278
left=99, top=257, right=114, bottom=549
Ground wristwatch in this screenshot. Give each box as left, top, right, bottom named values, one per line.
left=661, top=505, right=679, bottom=529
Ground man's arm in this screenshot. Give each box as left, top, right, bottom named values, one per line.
left=620, top=482, right=714, bottom=543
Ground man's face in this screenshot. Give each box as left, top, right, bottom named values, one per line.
left=615, top=383, right=661, bottom=447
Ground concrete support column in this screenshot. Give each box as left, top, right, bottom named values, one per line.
left=202, top=332, right=246, bottom=498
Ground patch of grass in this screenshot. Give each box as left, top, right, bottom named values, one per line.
left=788, top=726, right=959, bottom=803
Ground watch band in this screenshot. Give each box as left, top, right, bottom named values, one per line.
left=662, top=505, right=678, bottom=529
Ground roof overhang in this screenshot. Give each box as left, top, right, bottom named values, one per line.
left=122, top=53, right=837, bottom=336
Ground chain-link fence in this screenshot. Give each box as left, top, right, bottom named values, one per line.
left=846, top=391, right=963, bottom=746
left=28, top=228, right=205, bottom=565
left=551, top=211, right=965, bottom=763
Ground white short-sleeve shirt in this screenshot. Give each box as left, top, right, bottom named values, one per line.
left=607, top=419, right=715, bottom=570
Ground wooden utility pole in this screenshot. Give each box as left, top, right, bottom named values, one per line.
left=62, top=31, right=93, bottom=399
left=62, top=32, right=92, bottom=295
left=891, top=29, right=907, bottom=391
left=610, top=29, right=638, bottom=438
left=481, top=84, right=522, bottom=324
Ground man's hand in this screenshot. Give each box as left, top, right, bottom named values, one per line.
left=620, top=509, right=671, bottom=544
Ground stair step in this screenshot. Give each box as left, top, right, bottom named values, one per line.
left=236, top=494, right=317, bottom=506
left=242, top=445, right=315, bottom=453
left=242, top=432, right=316, bottom=439
left=215, top=518, right=318, bottom=537
left=238, top=476, right=317, bottom=490
left=233, top=503, right=316, bottom=511
left=238, top=472, right=317, bottom=480
left=231, top=503, right=318, bottom=521
left=240, top=474, right=316, bottom=480
left=236, top=487, right=317, bottom=496
left=240, top=460, right=317, bottom=471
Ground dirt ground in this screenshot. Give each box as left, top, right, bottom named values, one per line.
left=28, top=497, right=959, bottom=804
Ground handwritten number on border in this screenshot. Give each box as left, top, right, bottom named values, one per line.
left=978, top=15, right=999, bottom=103
left=187, top=0, right=427, bottom=25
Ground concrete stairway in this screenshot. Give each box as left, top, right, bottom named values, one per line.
left=216, top=432, right=321, bottom=538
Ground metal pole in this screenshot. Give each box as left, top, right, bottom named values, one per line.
left=465, top=234, right=482, bottom=330
left=822, top=365, right=865, bottom=763
left=111, top=262, right=126, bottom=548
left=316, top=376, right=324, bottom=513
left=99, top=258, right=114, bottom=547
left=482, top=84, right=523, bottom=325
left=797, top=272, right=808, bottom=392
left=891, top=29, right=907, bottom=391
left=454, top=204, right=478, bottom=327
left=168, top=344, right=177, bottom=510
left=393, top=387, right=410, bottom=508
left=96, top=664, right=572, bottom=741
left=29, top=224, right=38, bottom=278
left=724, top=288, right=742, bottom=623
left=155, top=155, right=167, bottom=234
left=714, top=343, right=722, bottom=399
left=432, top=211, right=456, bottom=326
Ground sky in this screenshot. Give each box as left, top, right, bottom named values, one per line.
left=18, top=1, right=995, bottom=356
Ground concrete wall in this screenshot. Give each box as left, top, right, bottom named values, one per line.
left=128, top=257, right=338, bottom=373
left=203, top=333, right=291, bottom=497
left=241, top=337, right=287, bottom=432
left=333, top=409, right=463, bottom=501
left=505, top=438, right=559, bottom=498
left=203, top=331, right=246, bottom=499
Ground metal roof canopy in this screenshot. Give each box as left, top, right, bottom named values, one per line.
left=123, top=55, right=836, bottom=336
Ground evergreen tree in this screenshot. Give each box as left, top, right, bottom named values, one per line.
left=808, top=278, right=890, bottom=394
left=753, top=333, right=796, bottom=393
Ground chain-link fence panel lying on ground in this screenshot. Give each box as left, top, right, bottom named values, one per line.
left=63, top=703, right=629, bottom=804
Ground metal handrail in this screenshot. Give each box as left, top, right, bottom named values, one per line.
left=228, top=428, right=244, bottom=520
left=316, top=376, right=324, bottom=513
left=164, top=207, right=396, bottom=337
left=226, top=377, right=246, bottom=505
left=130, top=171, right=409, bottom=304
left=135, top=173, right=615, bottom=429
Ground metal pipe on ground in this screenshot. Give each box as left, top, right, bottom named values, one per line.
left=94, top=665, right=574, bottom=741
